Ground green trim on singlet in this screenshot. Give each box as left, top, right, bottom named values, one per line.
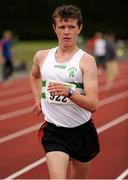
left=41, top=80, right=84, bottom=99
left=42, top=80, right=83, bottom=89
left=42, top=80, right=46, bottom=87
left=70, top=82, right=84, bottom=89
left=41, top=92, right=46, bottom=99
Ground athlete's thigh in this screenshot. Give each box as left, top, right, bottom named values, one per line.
left=71, top=158, right=91, bottom=179
left=46, top=151, right=69, bottom=179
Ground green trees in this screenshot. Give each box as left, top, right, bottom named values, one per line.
left=0, top=0, right=127, bottom=39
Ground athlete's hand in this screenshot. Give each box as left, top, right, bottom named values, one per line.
left=47, top=82, right=68, bottom=96
left=33, top=101, right=42, bottom=116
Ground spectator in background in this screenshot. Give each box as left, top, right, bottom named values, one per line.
left=105, top=33, right=119, bottom=90
left=85, top=33, right=97, bottom=55
left=94, top=32, right=107, bottom=70
left=85, top=32, right=119, bottom=88
left=0, top=30, right=14, bottom=81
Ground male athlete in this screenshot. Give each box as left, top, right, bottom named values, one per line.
left=29, top=5, right=100, bottom=179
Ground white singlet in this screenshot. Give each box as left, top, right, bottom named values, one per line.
left=40, top=47, right=91, bottom=127
left=94, top=39, right=106, bottom=56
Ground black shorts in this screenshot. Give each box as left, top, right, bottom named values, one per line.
left=38, top=119, right=100, bottom=162
left=96, top=56, right=106, bottom=69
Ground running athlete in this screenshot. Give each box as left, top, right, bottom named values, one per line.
left=29, top=5, right=100, bottom=179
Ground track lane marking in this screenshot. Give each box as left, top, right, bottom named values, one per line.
left=0, top=78, right=128, bottom=98
left=0, top=107, right=32, bottom=121
left=99, top=90, right=128, bottom=107
left=116, top=168, right=128, bottom=180
left=0, top=90, right=128, bottom=143
left=0, top=90, right=128, bottom=122
left=99, top=78, right=128, bottom=92
left=97, top=113, right=128, bottom=133
left=0, top=123, right=42, bottom=144
left=4, top=157, right=46, bottom=180
left=0, top=86, right=30, bottom=97
left=4, top=113, right=128, bottom=179
left=0, top=94, right=33, bottom=107
left=0, top=78, right=128, bottom=108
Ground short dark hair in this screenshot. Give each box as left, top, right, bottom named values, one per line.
left=52, top=5, right=83, bottom=27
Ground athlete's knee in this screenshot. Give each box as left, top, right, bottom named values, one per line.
left=71, top=160, right=91, bottom=179
left=71, top=170, right=89, bottom=179
left=49, top=169, right=66, bottom=179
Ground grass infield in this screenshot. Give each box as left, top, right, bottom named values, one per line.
left=14, top=40, right=57, bottom=67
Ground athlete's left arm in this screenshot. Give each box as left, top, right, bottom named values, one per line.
left=69, top=54, right=99, bottom=112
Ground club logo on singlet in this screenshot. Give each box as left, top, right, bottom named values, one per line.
left=68, top=67, right=77, bottom=77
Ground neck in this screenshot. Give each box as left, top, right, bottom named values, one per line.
left=55, top=45, right=79, bottom=63
left=57, top=44, right=79, bottom=55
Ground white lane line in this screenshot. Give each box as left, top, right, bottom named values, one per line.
left=97, top=113, right=128, bottom=133
left=0, top=107, right=32, bottom=121
left=0, top=111, right=128, bottom=144
left=0, top=86, right=30, bottom=97
left=0, top=94, right=33, bottom=107
left=0, top=78, right=128, bottom=98
left=0, top=78, right=127, bottom=108
left=0, top=90, right=127, bottom=144
left=99, top=91, right=128, bottom=107
left=1, top=90, right=128, bottom=122
left=4, top=113, right=128, bottom=179
left=116, top=168, right=128, bottom=180
left=0, top=87, right=127, bottom=108
left=99, top=78, right=128, bottom=92
left=4, top=157, right=46, bottom=180
left=0, top=123, right=42, bottom=144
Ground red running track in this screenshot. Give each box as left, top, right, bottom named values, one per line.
left=0, top=61, right=128, bottom=179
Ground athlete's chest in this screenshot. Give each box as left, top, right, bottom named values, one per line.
left=41, top=61, right=80, bottom=82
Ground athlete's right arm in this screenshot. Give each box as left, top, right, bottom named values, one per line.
left=29, top=51, right=42, bottom=115
left=29, top=51, right=42, bottom=101
left=30, top=49, right=50, bottom=115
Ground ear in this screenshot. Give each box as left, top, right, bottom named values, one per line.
left=79, top=24, right=83, bottom=33
left=52, top=24, right=56, bottom=33
left=77, top=24, right=83, bottom=36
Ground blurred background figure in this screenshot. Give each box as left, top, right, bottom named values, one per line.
left=85, top=32, right=97, bottom=55
left=0, top=30, right=28, bottom=84
left=105, top=33, right=119, bottom=90
left=84, top=32, right=120, bottom=87
left=0, top=30, right=14, bottom=82
left=85, top=32, right=107, bottom=75
left=93, top=32, right=107, bottom=72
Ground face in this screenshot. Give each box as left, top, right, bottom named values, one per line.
left=53, top=18, right=82, bottom=47
left=4, top=32, right=13, bottom=40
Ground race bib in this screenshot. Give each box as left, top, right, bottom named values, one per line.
left=42, top=80, right=76, bottom=104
